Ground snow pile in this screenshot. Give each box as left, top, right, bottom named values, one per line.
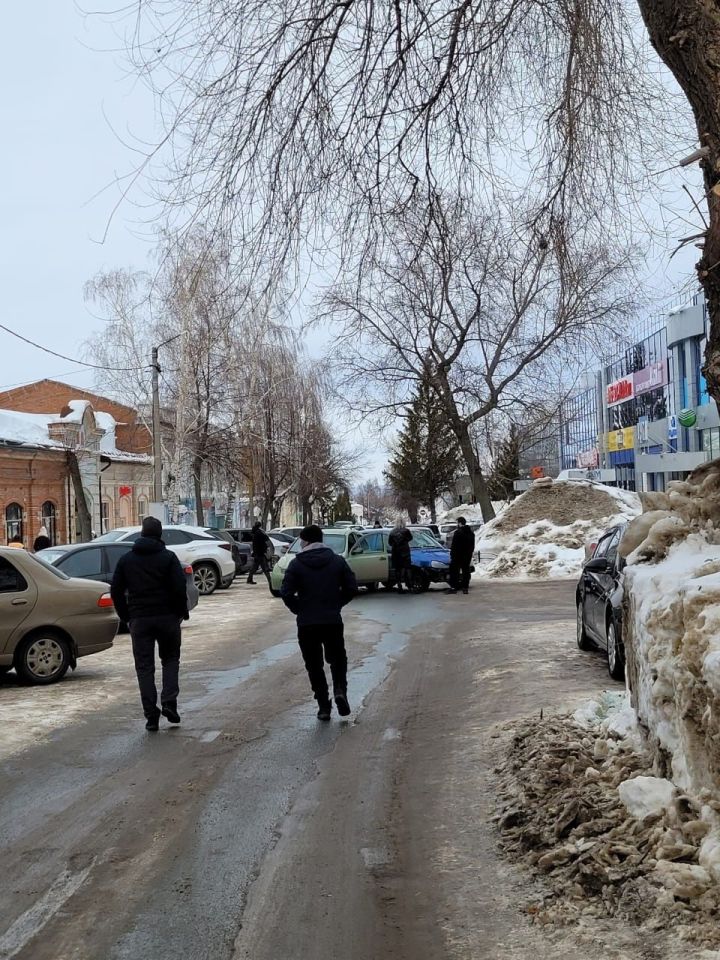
left=617, top=460, right=720, bottom=804
left=476, top=480, right=640, bottom=579
left=495, top=701, right=720, bottom=946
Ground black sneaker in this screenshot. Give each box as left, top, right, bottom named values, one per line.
left=317, top=703, right=332, bottom=721
left=462, top=588, right=469, bottom=595
left=335, top=692, right=351, bottom=717
left=145, top=716, right=160, bottom=732
left=445, top=588, right=458, bottom=594
left=162, top=705, right=181, bottom=724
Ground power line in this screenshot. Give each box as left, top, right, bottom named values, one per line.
left=0, top=322, right=142, bottom=372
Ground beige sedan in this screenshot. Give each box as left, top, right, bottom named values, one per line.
left=0, top=546, right=118, bottom=685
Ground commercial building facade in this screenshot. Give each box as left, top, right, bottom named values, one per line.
left=559, top=293, right=714, bottom=491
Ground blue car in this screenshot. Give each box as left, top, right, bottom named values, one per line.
left=379, top=527, right=463, bottom=593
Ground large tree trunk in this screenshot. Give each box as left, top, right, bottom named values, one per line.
left=636, top=0, right=720, bottom=404
left=193, top=457, right=204, bottom=526
left=66, top=451, right=92, bottom=542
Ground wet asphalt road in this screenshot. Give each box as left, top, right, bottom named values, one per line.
left=0, top=579, right=619, bottom=960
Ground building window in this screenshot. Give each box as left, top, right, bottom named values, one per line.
left=101, top=500, right=112, bottom=535
left=5, top=502, right=23, bottom=543
left=138, top=497, right=148, bottom=522
left=41, top=501, right=57, bottom=545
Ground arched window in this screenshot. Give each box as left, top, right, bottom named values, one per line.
left=5, top=503, right=23, bottom=544
left=41, top=501, right=57, bottom=545
left=101, top=498, right=113, bottom=535
left=137, top=497, right=148, bottom=523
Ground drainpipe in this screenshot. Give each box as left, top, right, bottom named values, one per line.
left=99, top=456, right=112, bottom=536
left=27, top=451, right=40, bottom=546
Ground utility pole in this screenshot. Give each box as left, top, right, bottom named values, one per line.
left=152, top=346, right=163, bottom=503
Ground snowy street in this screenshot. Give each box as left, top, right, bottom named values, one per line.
left=0, top=579, right=677, bottom=960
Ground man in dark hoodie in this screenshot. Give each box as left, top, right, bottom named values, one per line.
left=111, top=517, right=189, bottom=731
left=280, top=524, right=358, bottom=721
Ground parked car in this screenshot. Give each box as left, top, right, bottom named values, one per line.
left=272, top=527, right=304, bottom=539
left=94, top=525, right=236, bottom=596
left=205, top=529, right=251, bottom=576
left=37, top=542, right=199, bottom=627
left=270, top=527, right=461, bottom=595
left=268, top=531, right=295, bottom=544
left=576, top=523, right=626, bottom=681
left=0, top=546, right=118, bottom=685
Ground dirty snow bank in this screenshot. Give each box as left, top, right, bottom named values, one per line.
left=495, top=697, right=720, bottom=947
left=619, top=461, right=720, bottom=806
left=476, top=480, right=640, bottom=579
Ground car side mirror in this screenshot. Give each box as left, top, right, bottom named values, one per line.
left=585, top=556, right=609, bottom=573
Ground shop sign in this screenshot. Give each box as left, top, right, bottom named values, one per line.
left=634, top=360, right=668, bottom=396
left=606, top=375, right=634, bottom=407
left=576, top=447, right=599, bottom=468
left=668, top=415, right=678, bottom=440
left=606, top=427, right=635, bottom=452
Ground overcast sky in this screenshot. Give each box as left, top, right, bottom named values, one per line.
left=0, top=3, right=703, bottom=482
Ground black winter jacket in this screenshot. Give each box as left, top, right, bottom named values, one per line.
left=388, top=527, right=413, bottom=569
left=450, top=524, right=476, bottom=562
left=110, top=536, right=189, bottom=623
left=280, top=545, right=358, bottom=626
left=251, top=527, right=271, bottom=558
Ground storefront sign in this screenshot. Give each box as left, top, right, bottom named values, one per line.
left=606, top=375, right=635, bottom=407
left=634, top=361, right=668, bottom=396
left=668, top=415, right=678, bottom=440
left=576, top=447, right=599, bottom=468
left=606, top=427, right=635, bottom=452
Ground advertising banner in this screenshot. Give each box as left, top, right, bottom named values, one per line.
left=606, top=427, right=635, bottom=452
left=634, top=361, right=668, bottom=396
left=606, top=375, right=634, bottom=407
left=576, top=447, right=599, bottom=468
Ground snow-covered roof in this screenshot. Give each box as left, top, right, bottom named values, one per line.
left=0, top=404, right=150, bottom=463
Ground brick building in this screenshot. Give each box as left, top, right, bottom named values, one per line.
left=0, top=382, right=153, bottom=546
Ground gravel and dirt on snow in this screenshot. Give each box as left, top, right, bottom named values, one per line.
left=494, top=693, right=720, bottom=953
left=477, top=480, right=640, bottom=580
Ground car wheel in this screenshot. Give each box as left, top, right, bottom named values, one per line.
left=194, top=563, right=219, bottom=596
left=14, top=632, right=71, bottom=685
left=606, top=618, right=625, bottom=681
left=576, top=601, right=593, bottom=650
left=408, top=569, right=430, bottom=594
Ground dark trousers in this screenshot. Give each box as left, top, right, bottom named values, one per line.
left=130, top=615, right=182, bottom=719
left=297, top=623, right=347, bottom=706
left=449, top=558, right=472, bottom=590
left=247, top=555, right=271, bottom=583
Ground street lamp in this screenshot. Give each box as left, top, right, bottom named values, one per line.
left=151, top=335, right=181, bottom=504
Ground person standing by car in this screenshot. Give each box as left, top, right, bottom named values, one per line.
left=110, top=516, right=189, bottom=731
left=448, top=516, right=475, bottom=595
left=280, top=524, right=358, bottom=721
left=246, top=521, right=273, bottom=588
left=388, top=523, right=413, bottom=592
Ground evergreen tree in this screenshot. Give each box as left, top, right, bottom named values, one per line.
left=331, top=487, right=354, bottom=522
left=385, top=378, right=461, bottom=521
left=487, top=427, right=520, bottom=502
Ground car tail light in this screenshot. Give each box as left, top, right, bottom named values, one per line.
left=97, top=593, right=114, bottom=608
left=184, top=565, right=193, bottom=575
left=589, top=542, right=597, bottom=555
left=219, top=543, right=232, bottom=551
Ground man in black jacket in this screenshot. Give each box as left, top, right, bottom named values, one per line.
left=280, top=524, right=358, bottom=721
left=246, top=521, right=272, bottom=588
left=448, top=517, right=476, bottom=595
left=110, top=517, right=189, bottom=731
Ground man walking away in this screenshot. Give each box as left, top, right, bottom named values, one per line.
left=111, top=517, right=189, bottom=731
left=388, top=523, right=413, bottom=592
left=247, top=521, right=273, bottom=588
left=280, top=525, right=358, bottom=721
left=448, top=517, right=476, bottom=595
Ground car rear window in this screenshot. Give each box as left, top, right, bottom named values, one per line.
left=94, top=530, right=132, bottom=542
left=26, top=553, right=70, bottom=579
